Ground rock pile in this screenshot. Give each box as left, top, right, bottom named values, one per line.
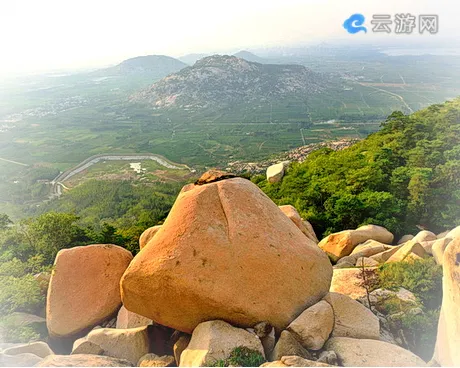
left=6, top=172, right=457, bottom=367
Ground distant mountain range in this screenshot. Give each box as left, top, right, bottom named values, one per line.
left=130, top=55, right=330, bottom=110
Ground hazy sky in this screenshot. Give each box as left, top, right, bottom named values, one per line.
left=0, top=0, right=457, bottom=75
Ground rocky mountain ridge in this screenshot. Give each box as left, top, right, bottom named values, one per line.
left=130, top=55, right=330, bottom=109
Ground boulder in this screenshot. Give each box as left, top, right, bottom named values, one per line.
left=351, top=240, right=390, bottom=258
left=47, top=244, right=133, bottom=337
left=253, top=322, right=275, bottom=359
left=2, top=341, right=53, bottom=359
left=83, top=326, right=150, bottom=365
left=286, top=301, right=333, bottom=350
left=71, top=339, right=103, bottom=355
left=278, top=205, right=318, bottom=243
left=137, top=354, right=175, bottom=367
left=330, top=268, right=377, bottom=300
left=281, top=356, right=332, bottom=367
left=317, top=351, right=338, bottom=366
left=179, top=320, right=264, bottom=367
left=445, top=225, right=460, bottom=240
left=414, top=230, right=437, bottom=243
left=139, top=226, right=162, bottom=250
left=36, top=354, right=133, bottom=367
left=432, top=238, right=452, bottom=265
left=433, top=237, right=460, bottom=366
left=270, top=331, right=312, bottom=361
left=266, top=163, right=286, bottom=183
left=173, top=334, right=191, bottom=365
left=437, top=230, right=450, bottom=239
left=116, top=306, right=152, bottom=329
left=355, top=257, right=379, bottom=267
left=421, top=240, right=436, bottom=255
left=357, top=288, right=419, bottom=312
left=325, top=292, right=380, bottom=340
left=386, top=240, right=428, bottom=263
left=0, top=352, right=42, bottom=367
left=369, top=245, right=402, bottom=263
left=318, top=225, right=394, bottom=262
left=325, top=337, right=426, bottom=366
left=397, top=234, right=414, bottom=244
left=121, top=174, right=332, bottom=333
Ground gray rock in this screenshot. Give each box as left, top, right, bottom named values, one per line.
left=36, top=354, right=134, bottom=367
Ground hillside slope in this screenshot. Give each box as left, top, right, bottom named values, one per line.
left=256, top=98, right=460, bottom=238
left=130, top=55, right=330, bottom=109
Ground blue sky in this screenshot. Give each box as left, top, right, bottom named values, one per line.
left=0, top=0, right=456, bottom=75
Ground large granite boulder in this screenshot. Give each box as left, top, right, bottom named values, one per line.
left=324, top=292, right=380, bottom=340
left=121, top=173, right=332, bottom=333
left=116, top=306, right=152, bottom=329
left=179, top=320, right=264, bottom=367
left=36, top=354, right=134, bottom=367
left=325, top=337, right=425, bottom=366
left=278, top=205, right=318, bottom=243
left=318, top=225, right=394, bottom=262
left=139, top=225, right=162, bottom=250
left=432, top=237, right=460, bottom=366
left=47, top=244, right=132, bottom=337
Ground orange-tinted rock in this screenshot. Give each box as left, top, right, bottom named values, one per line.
left=433, top=237, right=460, bottom=366
left=139, top=226, right=162, bottom=250
left=121, top=175, right=332, bottom=333
left=47, top=244, right=133, bottom=337
left=318, top=225, right=393, bottom=262
left=278, top=205, right=318, bottom=243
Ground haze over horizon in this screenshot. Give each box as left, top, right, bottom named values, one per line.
left=0, top=0, right=458, bottom=76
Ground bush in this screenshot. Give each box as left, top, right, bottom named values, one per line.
left=210, top=347, right=266, bottom=367
left=390, top=309, right=440, bottom=361
left=0, top=275, right=45, bottom=315
left=377, top=258, right=443, bottom=310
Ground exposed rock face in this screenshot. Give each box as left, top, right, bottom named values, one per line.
left=398, top=234, right=414, bottom=244
left=369, top=245, right=402, bottom=263
left=82, top=327, right=150, bottom=365
left=355, top=257, right=379, bottom=267
left=325, top=292, right=380, bottom=340
left=270, top=331, right=312, bottom=361
left=71, top=339, right=103, bottom=355
left=414, top=230, right=437, bottom=243
left=318, top=225, right=394, bottom=262
left=432, top=238, right=452, bottom=265
left=179, top=320, right=264, bottom=367
left=433, top=237, right=460, bottom=366
left=36, top=354, right=134, bottom=367
left=286, top=301, right=333, bottom=350
left=46, top=244, right=132, bottom=338
left=351, top=240, right=390, bottom=258
left=173, top=334, right=191, bottom=366
left=278, top=205, right=318, bottom=243
left=139, top=226, right=162, bottom=250
left=2, top=341, right=54, bottom=359
left=267, top=163, right=285, bottom=183
left=325, top=337, right=426, bottom=367
left=445, top=225, right=460, bottom=240
left=0, top=352, right=42, bottom=367
left=121, top=174, right=332, bottom=333
left=330, top=268, right=377, bottom=300
left=386, top=240, right=428, bottom=263
left=137, top=354, right=175, bottom=367
left=264, top=356, right=333, bottom=367
left=358, top=288, right=418, bottom=312
left=116, top=306, right=152, bottom=329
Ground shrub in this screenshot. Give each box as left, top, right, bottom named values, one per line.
left=210, top=347, right=266, bottom=367
left=0, top=314, right=47, bottom=343
left=377, top=258, right=443, bottom=310
left=0, top=275, right=45, bottom=315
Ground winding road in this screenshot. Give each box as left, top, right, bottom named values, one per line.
left=50, top=153, right=191, bottom=198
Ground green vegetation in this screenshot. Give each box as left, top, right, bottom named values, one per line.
left=256, top=98, right=460, bottom=239
left=376, top=258, right=443, bottom=360
left=210, top=347, right=266, bottom=367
